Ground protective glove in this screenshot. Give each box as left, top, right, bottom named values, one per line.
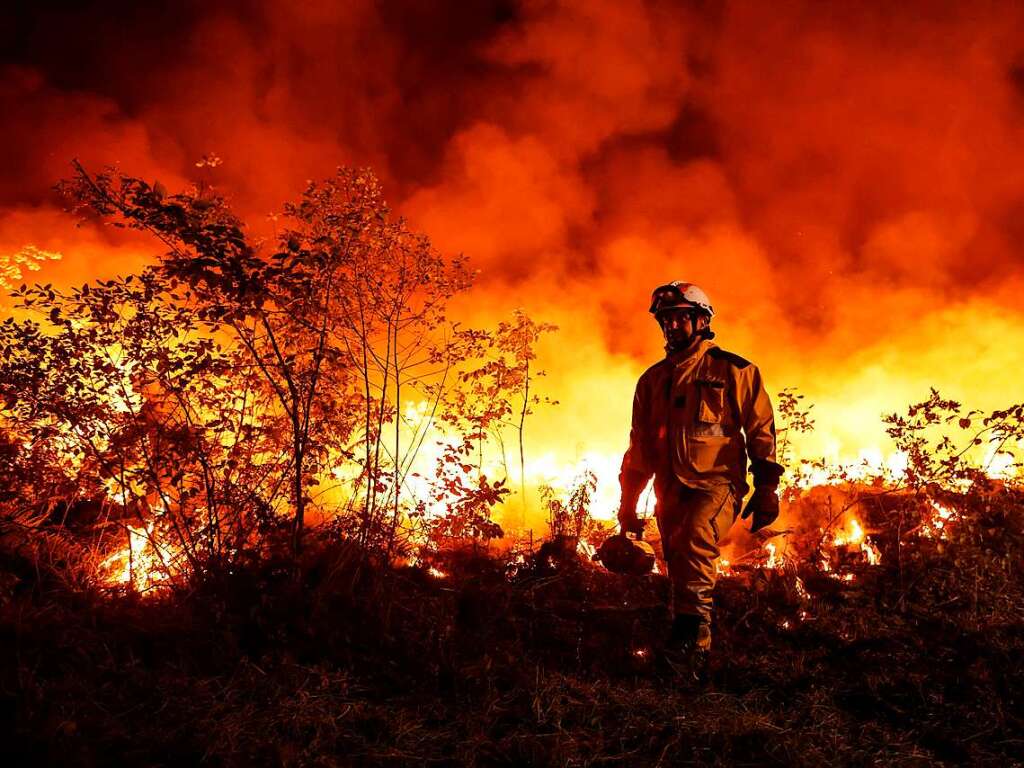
left=742, top=485, right=780, bottom=533
left=617, top=508, right=646, bottom=538
left=618, top=469, right=648, bottom=538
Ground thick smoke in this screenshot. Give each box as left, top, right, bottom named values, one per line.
left=3, top=0, right=1024, bottom=498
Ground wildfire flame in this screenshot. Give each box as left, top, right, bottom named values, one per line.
left=832, top=517, right=882, bottom=566
left=794, top=576, right=809, bottom=600
left=99, top=523, right=177, bottom=593
left=576, top=538, right=597, bottom=560
left=921, top=501, right=958, bottom=540
left=6, top=3, right=1024, bottom=595
left=832, top=518, right=865, bottom=547
left=763, top=542, right=785, bottom=570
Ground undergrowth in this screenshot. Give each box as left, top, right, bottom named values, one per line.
left=3, top=488, right=1024, bottom=767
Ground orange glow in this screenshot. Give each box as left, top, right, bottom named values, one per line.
left=832, top=517, right=883, bottom=566
left=99, top=522, right=181, bottom=594
left=795, top=577, right=809, bottom=600
left=920, top=501, right=959, bottom=540
left=4, top=1, right=1024, bottom=548
left=576, top=538, right=597, bottom=560
left=763, top=542, right=785, bottom=570
left=832, top=518, right=865, bottom=548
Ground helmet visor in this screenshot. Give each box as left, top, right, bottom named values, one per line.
left=649, top=285, right=683, bottom=314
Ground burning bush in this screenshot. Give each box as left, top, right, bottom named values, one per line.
left=0, top=164, right=558, bottom=592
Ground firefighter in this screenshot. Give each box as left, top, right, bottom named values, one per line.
left=618, top=281, right=783, bottom=677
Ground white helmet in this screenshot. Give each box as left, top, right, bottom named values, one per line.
left=648, top=281, right=715, bottom=318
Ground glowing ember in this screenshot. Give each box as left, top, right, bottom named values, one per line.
left=633, top=648, right=648, bottom=659
left=861, top=538, right=882, bottom=565
left=715, top=558, right=732, bottom=576
left=409, top=553, right=449, bottom=579
left=795, top=576, right=809, bottom=600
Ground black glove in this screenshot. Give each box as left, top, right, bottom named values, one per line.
left=618, top=470, right=647, bottom=538
left=617, top=508, right=645, bottom=538
left=742, top=486, right=780, bottom=533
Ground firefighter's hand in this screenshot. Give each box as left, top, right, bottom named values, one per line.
left=742, top=486, right=780, bottom=534
left=617, top=509, right=645, bottom=538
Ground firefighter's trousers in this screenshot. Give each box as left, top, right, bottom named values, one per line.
left=655, top=479, right=739, bottom=627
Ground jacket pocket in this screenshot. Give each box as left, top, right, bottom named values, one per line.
left=695, top=379, right=726, bottom=426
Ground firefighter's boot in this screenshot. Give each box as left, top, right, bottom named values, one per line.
left=663, top=614, right=710, bottom=686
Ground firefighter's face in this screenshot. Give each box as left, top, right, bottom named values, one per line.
left=658, top=307, right=706, bottom=347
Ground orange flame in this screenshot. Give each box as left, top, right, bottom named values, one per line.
left=575, top=538, right=597, bottom=560
left=99, top=523, right=178, bottom=593
left=6, top=1, right=1024, bottom=575
left=832, top=517, right=882, bottom=566
left=921, top=501, right=958, bottom=540
left=763, top=541, right=785, bottom=570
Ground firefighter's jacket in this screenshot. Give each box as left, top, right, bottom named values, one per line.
left=619, top=338, right=781, bottom=507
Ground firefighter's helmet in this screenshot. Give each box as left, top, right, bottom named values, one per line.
left=595, top=533, right=656, bottom=576
left=649, top=282, right=715, bottom=318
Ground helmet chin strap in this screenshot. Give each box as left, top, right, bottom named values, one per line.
left=692, top=308, right=715, bottom=340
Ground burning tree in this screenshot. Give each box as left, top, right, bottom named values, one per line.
left=56, top=164, right=371, bottom=557
left=0, top=162, right=559, bottom=590
left=434, top=312, right=558, bottom=529
left=0, top=266, right=291, bottom=584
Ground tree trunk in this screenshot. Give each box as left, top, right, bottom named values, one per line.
left=292, top=418, right=305, bottom=556
left=518, top=359, right=529, bottom=530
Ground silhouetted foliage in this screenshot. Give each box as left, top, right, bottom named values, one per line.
left=0, top=163, right=557, bottom=587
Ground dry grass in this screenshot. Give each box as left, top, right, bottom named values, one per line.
left=3, top=491, right=1024, bottom=767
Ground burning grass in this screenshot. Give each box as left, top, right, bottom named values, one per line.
left=3, top=483, right=1023, bottom=766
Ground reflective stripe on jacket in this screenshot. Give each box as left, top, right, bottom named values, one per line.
left=619, top=338, right=779, bottom=501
